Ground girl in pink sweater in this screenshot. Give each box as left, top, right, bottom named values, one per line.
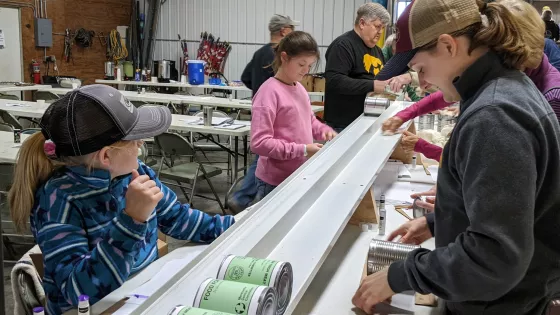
left=251, top=31, right=336, bottom=200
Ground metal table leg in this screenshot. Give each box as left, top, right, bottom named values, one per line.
left=226, top=136, right=240, bottom=209
left=243, top=136, right=248, bottom=175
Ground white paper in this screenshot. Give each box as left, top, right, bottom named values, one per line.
left=5, top=103, right=29, bottom=107
left=397, top=165, right=412, bottom=179
left=183, top=117, right=233, bottom=126
left=427, top=165, right=439, bottom=182
left=214, top=124, right=244, bottom=130
left=390, top=291, right=416, bottom=312
left=112, top=246, right=208, bottom=315
left=133, top=247, right=208, bottom=296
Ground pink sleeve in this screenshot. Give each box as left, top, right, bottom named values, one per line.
left=395, top=91, right=452, bottom=121
left=311, top=113, right=334, bottom=141
left=250, top=92, right=305, bottom=161
left=414, top=138, right=443, bottom=162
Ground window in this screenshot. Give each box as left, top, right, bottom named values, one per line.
left=394, top=0, right=412, bottom=23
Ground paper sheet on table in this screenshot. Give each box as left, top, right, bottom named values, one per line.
left=184, top=117, right=233, bottom=126
left=390, top=291, right=416, bottom=312
left=5, top=103, right=30, bottom=107
left=112, top=246, right=208, bottom=315
left=214, top=124, right=244, bottom=130
left=427, top=165, right=439, bottom=182
left=133, top=246, right=208, bottom=296
left=397, top=164, right=412, bottom=179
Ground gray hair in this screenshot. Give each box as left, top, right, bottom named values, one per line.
left=354, top=3, right=391, bottom=26
left=383, top=34, right=396, bottom=49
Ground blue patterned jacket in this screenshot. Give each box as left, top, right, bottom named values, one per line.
left=30, top=161, right=234, bottom=314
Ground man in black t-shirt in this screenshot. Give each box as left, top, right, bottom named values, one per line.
left=229, top=14, right=298, bottom=212
left=324, top=3, right=391, bottom=131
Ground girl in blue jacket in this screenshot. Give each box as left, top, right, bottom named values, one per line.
left=8, top=85, right=234, bottom=314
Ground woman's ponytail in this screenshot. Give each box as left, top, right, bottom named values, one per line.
left=474, top=0, right=545, bottom=69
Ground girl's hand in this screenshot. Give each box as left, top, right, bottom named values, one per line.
left=322, top=130, right=338, bottom=141
left=124, top=169, right=164, bottom=222
left=306, top=143, right=324, bottom=157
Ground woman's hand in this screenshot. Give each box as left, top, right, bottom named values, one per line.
left=401, top=131, right=419, bottom=153
left=352, top=268, right=396, bottom=314
left=382, top=116, right=404, bottom=133
left=411, top=185, right=437, bottom=212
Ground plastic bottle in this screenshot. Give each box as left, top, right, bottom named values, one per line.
left=78, top=295, right=90, bottom=315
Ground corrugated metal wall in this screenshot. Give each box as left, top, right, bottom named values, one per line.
left=153, top=0, right=368, bottom=83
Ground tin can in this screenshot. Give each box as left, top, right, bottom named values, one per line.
left=194, top=279, right=277, bottom=315
left=364, top=95, right=391, bottom=117
left=418, top=114, right=435, bottom=130
left=367, top=239, right=420, bottom=275
left=168, top=305, right=236, bottom=315
left=217, top=255, right=292, bottom=315
left=13, top=129, right=21, bottom=143
left=412, top=197, right=427, bottom=218
left=203, top=107, right=214, bottom=127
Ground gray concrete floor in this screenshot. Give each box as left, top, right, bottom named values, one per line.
left=2, top=148, right=250, bottom=314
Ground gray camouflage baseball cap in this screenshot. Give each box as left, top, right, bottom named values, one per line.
left=269, top=14, right=300, bottom=33
left=40, top=84, right=171, bottom=157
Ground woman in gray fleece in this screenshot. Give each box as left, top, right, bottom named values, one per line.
left=352, top=0, right=560, bottom=314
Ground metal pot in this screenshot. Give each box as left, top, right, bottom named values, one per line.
left=104, top=61, right=115, bottom=78
left=158, top=60, right=172, bottom=80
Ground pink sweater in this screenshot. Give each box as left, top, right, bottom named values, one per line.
left=396, top=91, right=451, bottom=162
left=251, top=78, right=333, bottom=186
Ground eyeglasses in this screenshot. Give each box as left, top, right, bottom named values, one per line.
left=371, top=22, right=385, bottom=31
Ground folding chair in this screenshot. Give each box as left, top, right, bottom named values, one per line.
left=191, top=109, right=233, bottom=179
left=154, top=132, right=226, bottom=214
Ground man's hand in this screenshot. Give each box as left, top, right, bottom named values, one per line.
left=352, top=268, right=396, bottom=314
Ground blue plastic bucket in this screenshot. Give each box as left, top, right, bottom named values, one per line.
left=188, top=60, right=206, bottom=85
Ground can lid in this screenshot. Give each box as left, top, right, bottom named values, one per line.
left=79, top=295, right=89, bottom=302
left=33, top=307, right=44, bottom=313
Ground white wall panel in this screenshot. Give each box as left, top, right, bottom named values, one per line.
left=154, top=0, right=368, bottom=83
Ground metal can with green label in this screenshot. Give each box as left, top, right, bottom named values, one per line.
left=168, top=305, right=237, bottom=315
left=193, top=279, right=277, bottom=315
left=217, top=255, right=292, bottom=315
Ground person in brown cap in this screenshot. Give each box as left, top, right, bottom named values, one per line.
left=352, top=0, right=560, bottom=314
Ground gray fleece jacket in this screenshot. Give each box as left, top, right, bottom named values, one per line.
left=388, top=52, right=560, bottom=314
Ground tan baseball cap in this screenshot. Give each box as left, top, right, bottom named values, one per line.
left=376, top=0, right=482, bottom=80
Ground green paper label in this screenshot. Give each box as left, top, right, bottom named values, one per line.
left=170, top=306, right=235, bottom=315
left=199, top=280, right=259, bottom=315
left=224, top=257, right=279, bottom=287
